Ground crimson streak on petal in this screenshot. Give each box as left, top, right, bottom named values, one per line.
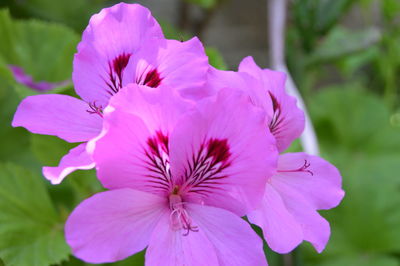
left=136, top=68, right=163, bottom=88
left=144, top=131, right=172, bottom=193
left=142, top=132, right=232, bottom=198
left=104, top=53, right=132, bottom=95
left=183, top=138, right=232, bottom=195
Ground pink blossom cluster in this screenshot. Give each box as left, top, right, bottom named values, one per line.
left=12, top=3, right=344, bottom=265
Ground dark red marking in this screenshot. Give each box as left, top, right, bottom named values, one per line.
left=184, top=138, right=232, bottom=194
left=206, top=138, right=231, bottom=167
left=104, top=53, right=131, bottom=95
left=144, top=131, right=172, bottom=192
left=268, top=91, right=284, bottom=134
left=147, top=131, right=169, bottom=156
left=113, top=53, right=131, bottom=80
left=143, top=69, right=163, bottom=88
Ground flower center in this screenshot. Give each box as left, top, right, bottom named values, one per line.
left=169, top=189, right=198, bottom=236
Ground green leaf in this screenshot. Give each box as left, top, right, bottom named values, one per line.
left=185, top=0, right=218, bottom=9
left=2, top=0, right=107, bottom=32
left=292, top=0, right=356, bottom=51
left=159, top=20, right=190, bottom=41
left=206, top=47, right=227, bottom=70
left=31, top=135, right=75, bottom=167
left=0, top=69, right=35, bottom=166
left=315, top=0, right=355, bottom=34
left=308, top=26, right=381, bottom=65
left=0, top=163, right=70, bottom=266
left=0, top=9, right=78, bottom=89
left=310, top=86, right=390, bottom=151
left=308, top=254, right=399, bottom=266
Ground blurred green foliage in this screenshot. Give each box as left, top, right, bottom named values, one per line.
left=0, top=0, right=399, bottom=266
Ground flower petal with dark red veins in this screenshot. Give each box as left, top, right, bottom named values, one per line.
left=123, top=37, right=209, bottom=100
left=238, top=56, right=305, bottom=152
left=169, top=88, right=278, bottom=216
left=73, top=3, right=163, bottom=106
left=89, top=84, right=194, bottom=194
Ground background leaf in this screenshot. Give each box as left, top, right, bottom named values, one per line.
left=0, top=163, right=70, bottom=266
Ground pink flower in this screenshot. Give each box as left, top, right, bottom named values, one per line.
left=207, top=56, right=305, bottom=152
left=248, top=153, right=344, bottom=253
left=11, top=3, right=208, bottom=184
left=207, top=56, right=344, bottom=253
left=65, top=84, right=277, bottom=264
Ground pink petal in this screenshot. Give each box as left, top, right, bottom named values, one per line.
left=275, top=153, right=344, bottom=210
left=169, top=88, right=278, bottom=216
left=273, top=185, right=331, bottom=253
left=106, top=83, right=194, bottom=133
left=268, top=153, right=344, bottom=252
left=206, top=67, right=271, bottom=112
left=42, top=143, right=95, bottom=184
left=239, top=56, right=305, bottom=152
left=65, top=188, right=167, bottom=264
left=89, top=84, right=193, bottom=193
left=146, top=209, right=219, bottom=266
left=146, top=204, right=267, bottom=266
left=123, top=37, right=209, bottom=100
left=9, top=65, right=70, bottom=92
left=12, top=94, right=102, bottom=142
left=251, top=153, right=344, bottom=253
left=73, top=3, right=163, bottom=106
left=189, top=204, right=268, bottom=266
left=247, top=183, right=303, bottom=254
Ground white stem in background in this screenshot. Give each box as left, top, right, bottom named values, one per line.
left=268, top=0, right=319, bottom=156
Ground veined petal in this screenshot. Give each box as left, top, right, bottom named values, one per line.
left=239, top=56, right=305, bottom=152
left=247, top=183, right=303, bottom=254
left=65, top=189, right=167, bottom=264
left=73, top=3, right=163, bottom=106
left=169, top=88, right=278, bottom=216
left=146, top=204, right=267, bottom=266
left=90, top=84, right=193, bottom=194
left=123, top=37, right=209, bottom=100
left=12, top=94, right=102, bottom=142
left=42, top=143, right=95, bottom=184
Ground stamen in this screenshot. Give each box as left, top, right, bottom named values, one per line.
left=278, top=159, right=314, bottom=176
left=169, top=194, right=198, bottom=235
left=87, top=102, right=103, bottom=118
